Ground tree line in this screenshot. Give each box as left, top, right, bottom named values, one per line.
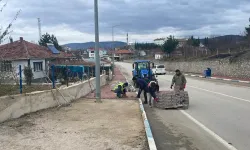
left=134, top=42, right=160, bottom=50
left=134, top=35, right=201, bottom=55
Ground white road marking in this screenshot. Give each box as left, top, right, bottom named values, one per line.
left=239, top=80, right=250, bottom=83
left=188, top=85, right=250, bottom=103
left=180, top=110, right=238, bottom=150
left=223, top=79, right=232, bottom=81
left=118, top=63, right=242, bottom=150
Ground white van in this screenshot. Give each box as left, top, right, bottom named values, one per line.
left=152, top=64, right=166, bottom=75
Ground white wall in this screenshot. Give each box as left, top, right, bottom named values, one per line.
left=12, top=60, right=28, bottom=79
left=155, top=54, right=163, bottom=60
left=30, top=59, right=46, bottom=79
left=0, top=75, right=107, bottom=123
left=88, top=50, right=107, bottom=58
left=139, top=51, right=146, bottom=56
left=12, top=59, right=46, bottom=80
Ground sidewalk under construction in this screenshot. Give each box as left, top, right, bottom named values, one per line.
left=0, top=67, right=147, bottom=150
left=85, top=67, right=137, bottom=99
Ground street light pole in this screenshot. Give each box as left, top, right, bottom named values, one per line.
left=112, top=26, right=115, bottom=74
left=111, top=25, right=119, bottom=75
left=94, top=0, right=101, bottom=103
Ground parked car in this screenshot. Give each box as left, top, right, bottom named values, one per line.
left=152, top=64, right=166, bottom=75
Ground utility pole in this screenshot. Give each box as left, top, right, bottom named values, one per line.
left=94, top=0, right=101, bottom=103
left=127, top=32, right=128, bottom=46
left=111, top=25, right=119, bottom=75
left=37, top=18, right=42, bottom=41
left=112, top=26, right=115, bottom=74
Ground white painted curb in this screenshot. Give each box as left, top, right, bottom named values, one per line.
left=124, top=74, right=157, bottom=150
left=138, top=98, right=157, bottom=150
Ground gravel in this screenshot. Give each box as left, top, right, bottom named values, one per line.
left=0, top=99, right=148, bottom=150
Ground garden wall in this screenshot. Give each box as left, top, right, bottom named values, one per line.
left=0, top=75, right=107, bottom=123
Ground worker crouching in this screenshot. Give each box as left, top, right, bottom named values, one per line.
left=133, top=77, right=158, bottom=105
left=147, top=81, right=159, bottom=107
left=113, top=82, right=129, bottom=98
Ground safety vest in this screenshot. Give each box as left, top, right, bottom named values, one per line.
left=113, top=82, right=124, bottom=91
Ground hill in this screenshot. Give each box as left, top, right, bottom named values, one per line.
left=200, top=35, right=245, bottom=44
left=199, top=35, right=248, bottom=55
left=63, top=41, right=127, bottom=50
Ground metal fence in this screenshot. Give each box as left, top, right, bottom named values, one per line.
left=0, top=64, right=110, bottom=97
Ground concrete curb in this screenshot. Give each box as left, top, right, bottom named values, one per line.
left=138, top=97, right=157, bottom=150
left=170, top=72, right=250, bottom=84
left=123, top=74, right=157, bottom=150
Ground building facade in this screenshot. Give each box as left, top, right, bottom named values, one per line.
left=0, top=37, right=71, bottom=81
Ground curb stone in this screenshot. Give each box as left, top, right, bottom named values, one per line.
left=168, top=72, right=250, bottom=84
left=123, top=74, right=157, bottom=150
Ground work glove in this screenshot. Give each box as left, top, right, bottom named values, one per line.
left=154, top=98, right=159, bottom=102
left=180, top=84, right=186, bottom=90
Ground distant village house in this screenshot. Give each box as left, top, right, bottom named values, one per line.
left=0, top=37, right=71, bottom=81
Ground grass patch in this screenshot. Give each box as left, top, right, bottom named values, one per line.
left=0, top=85, right=52, bottom=97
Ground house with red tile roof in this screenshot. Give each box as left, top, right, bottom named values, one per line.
left=0, top=37, right=71, bottom=80
left=109, top=49, right=134, bottom=61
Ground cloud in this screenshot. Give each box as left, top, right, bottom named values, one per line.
left=1, top=0, right=250, bottom=44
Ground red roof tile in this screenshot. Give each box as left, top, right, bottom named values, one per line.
left=0, top=37, right=72, bottom=60
left=114, top=49, right=134, bottom=54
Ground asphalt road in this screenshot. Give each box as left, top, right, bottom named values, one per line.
left=117, top=62, right=250, bottom=150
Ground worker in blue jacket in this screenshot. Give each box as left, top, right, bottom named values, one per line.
left=147, top=81, right=159, bottom=107
left=113, top=82, right=128, bottom=98
left=132, top=77, right=149, bottom=104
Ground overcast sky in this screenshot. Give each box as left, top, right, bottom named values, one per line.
left=1, top=0, right=250, bottom=44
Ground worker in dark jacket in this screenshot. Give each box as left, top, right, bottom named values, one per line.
left=151, top=74, right=159, bottom=92
left=132, top=77, right=148, bottom=104
left=171, top=69, right=187, bottom=92
left=147, top=81, right=159, bottom=107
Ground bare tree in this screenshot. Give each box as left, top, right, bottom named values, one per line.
left=0, top=62, right=19, bottom=85
left=0, top=0, right=21, bottom=43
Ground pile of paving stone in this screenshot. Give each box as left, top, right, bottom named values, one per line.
left=153, top=91, right=189, bottom=109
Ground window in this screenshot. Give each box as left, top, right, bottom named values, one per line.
left=33, top=62, right=43, bottom=71
left=157, top=65, right=165, bottom=68
left=0, top=61, right=12, bottom=72
left=137, top=62, right=148, bottom=69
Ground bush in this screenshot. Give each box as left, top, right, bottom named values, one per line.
left=24, top=66, right=33, bottom=86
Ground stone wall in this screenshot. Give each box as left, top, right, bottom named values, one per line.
left=164, top=59, right=250, bottom=79
left=0, top=75, right=107, bottom=123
